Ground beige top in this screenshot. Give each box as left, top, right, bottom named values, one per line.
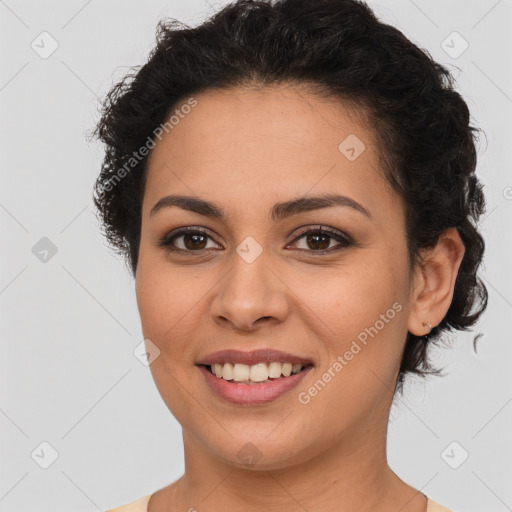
left=106, top=493, right=453, bottom=511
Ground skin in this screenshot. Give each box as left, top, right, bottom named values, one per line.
left=135, top=82, right=465, bottom=512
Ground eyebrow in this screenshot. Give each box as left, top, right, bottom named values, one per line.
left=149, top=193, right=371, bottom=221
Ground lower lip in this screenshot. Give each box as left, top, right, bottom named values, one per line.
left=198, top=365, right=312, bottom=405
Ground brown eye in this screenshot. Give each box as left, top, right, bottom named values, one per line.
left=157, top=227, right=220, bottom=253
left=181, top=232, right=208, bottom=250
left=288, top=227, right=353, bottom=253
left=305, top=233, right=330, bottom=250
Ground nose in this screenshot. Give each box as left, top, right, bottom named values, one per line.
left=209, top=251, right=290, bottom=331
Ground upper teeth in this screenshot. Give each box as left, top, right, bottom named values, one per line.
left=210, top=362, right=304, bottom=382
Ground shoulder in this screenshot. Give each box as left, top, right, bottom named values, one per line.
left=105, top=493, right=152, bottom=512
left=427, top=498, right=453, bottom=512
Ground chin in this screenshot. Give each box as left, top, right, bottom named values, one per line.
left=205, top=433, right=317, bottom=472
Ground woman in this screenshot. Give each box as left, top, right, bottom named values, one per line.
left=94, top=0, right=487, bottom=510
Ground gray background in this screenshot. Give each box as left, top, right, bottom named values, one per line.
left=1, top=1, right=511, bottom=511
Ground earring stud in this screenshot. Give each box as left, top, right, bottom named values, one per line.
left=422, top=321, right=432, bottom=335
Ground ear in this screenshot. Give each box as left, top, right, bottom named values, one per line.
left=407, top=228, right=466, bottom=336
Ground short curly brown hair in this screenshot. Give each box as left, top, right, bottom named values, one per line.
left=91, top=0, right=488, bottom=388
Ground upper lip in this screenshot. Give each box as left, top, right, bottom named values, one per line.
left=196, top=349, right=314, bottom=366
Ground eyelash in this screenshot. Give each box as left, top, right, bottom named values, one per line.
left=157, top=225, right=353, bottom=255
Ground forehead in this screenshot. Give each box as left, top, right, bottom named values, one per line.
left=143, top=83, right=398, bottom=223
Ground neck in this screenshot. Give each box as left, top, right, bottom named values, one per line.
left=158, top=418, right=426, bottom=512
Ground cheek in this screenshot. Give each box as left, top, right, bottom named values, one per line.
left=135, top=255, right=199, bottom=346
left=135, top=259, right=206, bottom=423
left=300, top=255, right=409, bottom=392
left=303, top=258, right=405, bottom=332
left=293, top=265, right=407, bottom=431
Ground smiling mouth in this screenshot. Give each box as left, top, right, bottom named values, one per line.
left=201, top=362, right=312, bottom=384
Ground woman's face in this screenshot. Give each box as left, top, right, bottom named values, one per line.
left=136, top=83, right=419, bottom=469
